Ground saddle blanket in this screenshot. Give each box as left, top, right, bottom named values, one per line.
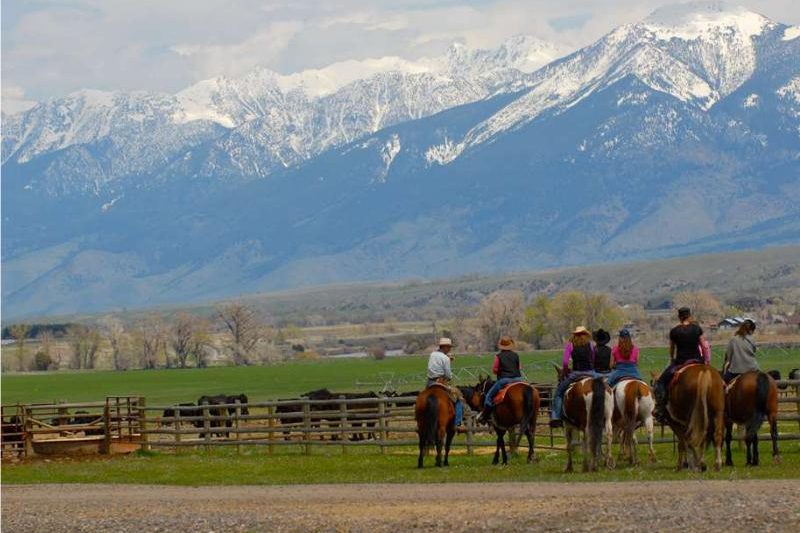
left=669, top=362, right=704, bottom=389
left=493, top=382, right=532, bottom=405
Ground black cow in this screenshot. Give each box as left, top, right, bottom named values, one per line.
left=160, top=403, right=201, bottom=428
left=71, top=411, right=104, bottom=436
left=196, top=393, right=250, bottom=438
left=275, top=399, right=304, bottom=440
left=766, top=370, right=787, bottom=390
left=2, top=415, right=24, bottom=453
left=790, top=368, right=800, bottom=381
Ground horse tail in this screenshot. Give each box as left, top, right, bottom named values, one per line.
left=624, top=381, right=641, bottom=423
left=688, top=369, right=710, bottom=450
left=589, top=377, right=606, bottom=458
left=421, top=393, right=439, bottom=447
left=746, top=372, right=770, bottom=437
left=519, top=385, right=534, bottom=436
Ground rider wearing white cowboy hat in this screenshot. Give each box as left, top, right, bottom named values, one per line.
left=426, top=337, right=466, bottom=431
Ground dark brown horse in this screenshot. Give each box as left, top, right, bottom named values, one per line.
left=415, top=385, right=455, bottom=468
left=653, top=364, right=725, bottom=471
left=554, top=367, right=614, bottom=472
left=465, top=377, right=540, bottom=465
left=725, top=371, right=780, bottom=466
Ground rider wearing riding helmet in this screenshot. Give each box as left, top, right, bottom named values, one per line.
left=549, top=326, right=597, bottom=428
left=653, top=307, right=709, bottom=423
left=722, top=319, right=758, bottom=383
left=476, top=336, right=524, bottom=423
left=607, top=329, right=642, bottom=387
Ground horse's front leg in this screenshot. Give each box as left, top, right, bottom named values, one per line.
left=500, top=429, right=508, bottom=465
left=564, top=426, right=574, bottom=473
left=444, top=427, right=454, bottom=467
left=770, top=415, right=781, bottom=464
left=605, top=409, right=615, bottom=470
left=725, top=419, right=734, bottom=466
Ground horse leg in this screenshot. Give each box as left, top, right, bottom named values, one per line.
left=745, top=431, right=753, bottom=466
left=492, top=427, right=501, bottom=465
left=751, top=432, right=759, bottom=466
left=435, top=431, right=443, bottom=467
left=564, top=426, right=574, bottom=473
left=444, top=428, right=454, bottom=467
left=582, top=423, right=591, bottom=473
left=500, top=429, right=508, bottom=465
left=769, top=413, right=781, bottom=464
left=417, top=432, right=425, bottom=469
left=526, top=425, right=534, bottom=464
left=725, top=419, right=734, bottom=467
left=645, top=415, right=656, bottom=464
left=676, top=436, right=687, bottom=471
left=627, top=421, right=638, bottom=466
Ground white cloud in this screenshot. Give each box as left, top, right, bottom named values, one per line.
left=2, top=1, right=799, bottom=110
left=1, top=84, right=37, bottom=114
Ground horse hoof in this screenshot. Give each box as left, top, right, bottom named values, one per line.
left=725, top=460, right=733, bottom=467
left=700, top=464, right=707, bottom=473
left=564, top=466, right=573, bottom=473
left=773, top=456, right=782, bottom=465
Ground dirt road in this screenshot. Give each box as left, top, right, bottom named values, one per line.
left=3, top=480, right=798, bottom=532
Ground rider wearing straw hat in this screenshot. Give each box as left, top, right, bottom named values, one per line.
left=476, top=336, right=524, bottom=423
left=426, top=337, right=466, bottom=432
left=549, top=326, right=598, bottom=428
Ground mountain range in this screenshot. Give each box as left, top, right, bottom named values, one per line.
left=2, top=2, right=799, bottom=319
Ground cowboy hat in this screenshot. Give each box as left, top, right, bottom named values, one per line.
left=438, top=337, right=453, bottom=347
left=593, top=328, right=611, bottom=344
left=497, top=336, right=515, bottom=350
left=572, top=326, right=590, bottom=336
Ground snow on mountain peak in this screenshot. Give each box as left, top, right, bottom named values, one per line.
left=642, top=2, right=773, bottom=40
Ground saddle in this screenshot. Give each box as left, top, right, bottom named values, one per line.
left=669, top=362, right=703, bottom=389
left=492, top=382, right=531, bottom=405
left=428, top=382, right=450, bottom=391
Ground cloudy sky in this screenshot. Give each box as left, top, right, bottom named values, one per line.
left=2, top=0, right=798, bottom=113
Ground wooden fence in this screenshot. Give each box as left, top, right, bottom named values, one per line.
left=3, top=381, right=800, bottom=458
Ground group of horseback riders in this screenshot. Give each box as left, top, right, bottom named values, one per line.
left=424, top=305, right=763, bottom=429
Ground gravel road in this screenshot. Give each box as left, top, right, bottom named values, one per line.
left=3, top=480, right=798, bottom=532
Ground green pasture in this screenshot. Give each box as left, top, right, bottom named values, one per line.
left=4, top=441, right=799, bottom=485
left=2, top=347, right=798, bottom=406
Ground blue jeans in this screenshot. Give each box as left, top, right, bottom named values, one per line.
left=550, top=371, right=597, bottom=421
left=483, top=377, right=524, bottom=408
left=607, top=362, right=642, bottom=388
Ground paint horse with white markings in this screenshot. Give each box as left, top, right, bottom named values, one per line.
left=612, top=379, right=656, bottom=465
left=554, top=366, right=614, bottom=472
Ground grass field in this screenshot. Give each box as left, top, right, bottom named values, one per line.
left=2, top=347, right=799, bottom=406
left=4, top=441, right=799, bottom=485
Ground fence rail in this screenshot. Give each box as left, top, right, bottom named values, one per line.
left=3, top=380, right=800, bottom=458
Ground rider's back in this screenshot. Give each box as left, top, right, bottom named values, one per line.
left=670, top=323, right=703, bottom=364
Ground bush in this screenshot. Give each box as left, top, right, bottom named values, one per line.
left=369, top=344, right=387, bottom=360
left=31, top=351, right=54, bottom=371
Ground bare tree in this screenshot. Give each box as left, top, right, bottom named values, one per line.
left=135, top=315, right=166, bottom=370
left=477, top=290, right=525, bottom=350
left=9, top=324, right=31, bottom=371
left=522, top=294, right=552, bottom=350
left=170, top=313, right=210, bottom=368
left=67, top=325, right=101, bottom=369
left=584, top=293, right=624, bottom=333
left=217, top=303, right=262, bottom=365
left=673, top=290, right=723, bottom=324
left=549, top=291, right=587, bottom=342
left=99, top=317, right=131, bottom=371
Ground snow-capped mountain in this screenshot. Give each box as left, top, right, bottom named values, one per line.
left=2, top=2, right=799, bottom=319
left=2, top=36, right=564, bottom=195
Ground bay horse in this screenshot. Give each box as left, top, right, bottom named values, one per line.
left=612, top=379, right=656, bottom=465
left=653, top=364, right=725, bottom=471
left=554, top=367, right=614, bottom=472
left=466, top=376, right=540, bottom=465
left=415, top=385, right=455, bottom=468
left=724, top=371, right=780, bottom=466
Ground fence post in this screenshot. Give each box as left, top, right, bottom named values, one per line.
left=139, top=397, right=149, bottom=452
left=466, top=411, right=474, bottom=456
left=23, top=406, right=33, bottom=457
left=378, top=399, right=387, bottom=454
left=174, top=406, right=182, bottom=452
left=102, top=402, right=111, bottom=454
left=234, top=404, right=241, bottom=455
left=339, top=396, right=348, bottom=455
left=203, top=405, right=211, bottom=452
left=302, top=402, right=311, bottom=455
left=794, top=383, right=800, bottom=434
left=267, top=405, right=275, bottom=455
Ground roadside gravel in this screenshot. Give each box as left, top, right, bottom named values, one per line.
left=3, top=480, right=798, bottom=532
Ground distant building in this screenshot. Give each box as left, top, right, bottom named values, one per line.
left=717, top=316, right=747, bottom=330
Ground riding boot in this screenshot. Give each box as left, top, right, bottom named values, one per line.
left=476, top=405, right=493, bottom=424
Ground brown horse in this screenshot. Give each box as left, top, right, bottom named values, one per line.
left=554, top=367, right=614, bottom=472
left=612, top=379, right=656, bottom=465
left=724, top=371, right=780, bottom=466
left=415, top=385, right=455, bottom=468
left=466, top=377, right=540, bottom=465
left=653, top=364, right=725, bottom=472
